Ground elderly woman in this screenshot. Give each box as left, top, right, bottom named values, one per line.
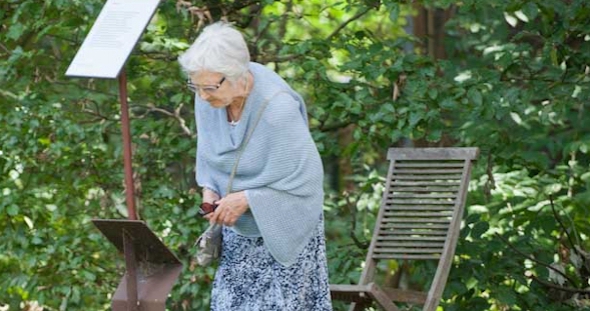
left=178, top=22, right=333, bottom=310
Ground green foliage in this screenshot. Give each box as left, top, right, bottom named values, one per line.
left=2, top=0, right=590, bottom=310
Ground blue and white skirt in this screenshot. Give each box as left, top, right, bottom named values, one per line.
left=210, top=216, right=333, bottom=311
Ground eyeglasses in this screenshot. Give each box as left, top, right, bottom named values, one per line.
left=198, top=202, right=218, bottom=217
left=187, top=76, right=226, bottom=94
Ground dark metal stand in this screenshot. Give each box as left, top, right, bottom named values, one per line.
left=91, top=69, right=182, bottom=311
left=123, top=231, right=139, bottom=311
left=65, top=1, right=179, bottom=309
left=93, top=220, right=182, bottom=311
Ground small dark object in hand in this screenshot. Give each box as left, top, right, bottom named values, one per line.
left=198, top=202, right=218, bottom=217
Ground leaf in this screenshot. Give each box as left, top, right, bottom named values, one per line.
left=471, top=221, right=489, bottom=238
left=496, top=287, right=517, bottom=306
left=454, top=71, right=472, bottom=83
left=38, top=137, right=51, bottom=146
left=24, top=216, right=34, bottom=229
left=522, top=2, right=539, bottom=20
left=6, top=23, right=24, bottom=40
left=7, top=204, right=19, bottom=216
left=510, top=112, right=522, bottom=125
left=170, top=93, right=184, bottom=104
left=466, top=213, right=481, bottom=225
left=186, top=206, right=200, bottom=218
left=408, top=111, right=422, bottom=127
left=388, top=4, right=400, bottom=22
left=440, top=98, right=457, bottom=109
left=570, top=252, right=582, bottom=269
left=467, top=88, right=483, bottom=106
left=426, top=129, right=441, bottom=142
left=504, top=12, right=518, bottom=27
left=548, top=263, right=566, bottom=285
left=428, top=88, right=438, bottom=100
left=514, top=10, right=529, bottom=23
left=550, top=47, right=559, bottom=65
left=32, top=236, right=43, bottom=245
left=81, top=270, right=96, bottom=282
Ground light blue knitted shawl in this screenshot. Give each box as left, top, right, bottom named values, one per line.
left=194, top=62, right=324, bottom=267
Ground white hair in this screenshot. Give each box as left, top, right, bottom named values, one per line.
left=178, top=22, right=250, bottom=81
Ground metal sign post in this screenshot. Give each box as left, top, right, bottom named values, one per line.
left=66, top=0, right=182, bottom=310
left=118, top=71, right=137, bottom=221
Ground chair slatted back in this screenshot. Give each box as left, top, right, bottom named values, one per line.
left=368, top=148, right=477, bottom=263
left=366, top=148, right=478, bottom=264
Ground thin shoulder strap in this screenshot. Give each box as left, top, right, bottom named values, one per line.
left=226, top=90, right=289, bottom=194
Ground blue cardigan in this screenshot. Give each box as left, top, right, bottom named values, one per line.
left=194, top=62, right=324, bottom=266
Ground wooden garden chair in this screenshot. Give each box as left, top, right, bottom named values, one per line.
left=330, top=147, right=479, bottom=311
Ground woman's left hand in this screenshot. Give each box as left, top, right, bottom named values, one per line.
left=205, top=191, right=249, bottom=226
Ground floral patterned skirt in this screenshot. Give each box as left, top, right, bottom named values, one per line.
left=210, top=216, right=333, bottom=311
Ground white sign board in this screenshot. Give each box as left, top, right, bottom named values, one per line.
left=66, top=0, right=160, bottom=79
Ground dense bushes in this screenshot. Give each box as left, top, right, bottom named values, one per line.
left=1, top=0, right=589, bottom=310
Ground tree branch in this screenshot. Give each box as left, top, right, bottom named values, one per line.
left=495, top=233, right=578, bottom=287
left=326, top=6, right=373, bottom=41
left=139, top=103, right=194, bottom=138
left=46, top=33, right=80, bottom=44
left=0, top=42, right=9, bottom=54
left=316, top=120, right=354, bottom=132
left=483, top=151, right=495, bottom=201
left=81, top=107, right=112, bottom=122
left=228, top=0, right=261, bottom=16
left=549, top=195, right=579, bottom=256
left=257, top=53, right=303, bottom=64
left=499, top=74, right=583, bottom=86
left=138, top=51, right=177, bottom=61
left=49, top=80, right=118, bottom=97
left=531, top=275, right=590, bottom=294
left=277, top=0, right=292, bottom=41
left=344, top=194, right=370, bottom=250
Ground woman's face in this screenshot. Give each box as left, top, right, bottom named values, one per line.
left=190, top=70, right=237, bottom=108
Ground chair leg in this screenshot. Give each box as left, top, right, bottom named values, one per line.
left=368, top=283, right=400, bottom=311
